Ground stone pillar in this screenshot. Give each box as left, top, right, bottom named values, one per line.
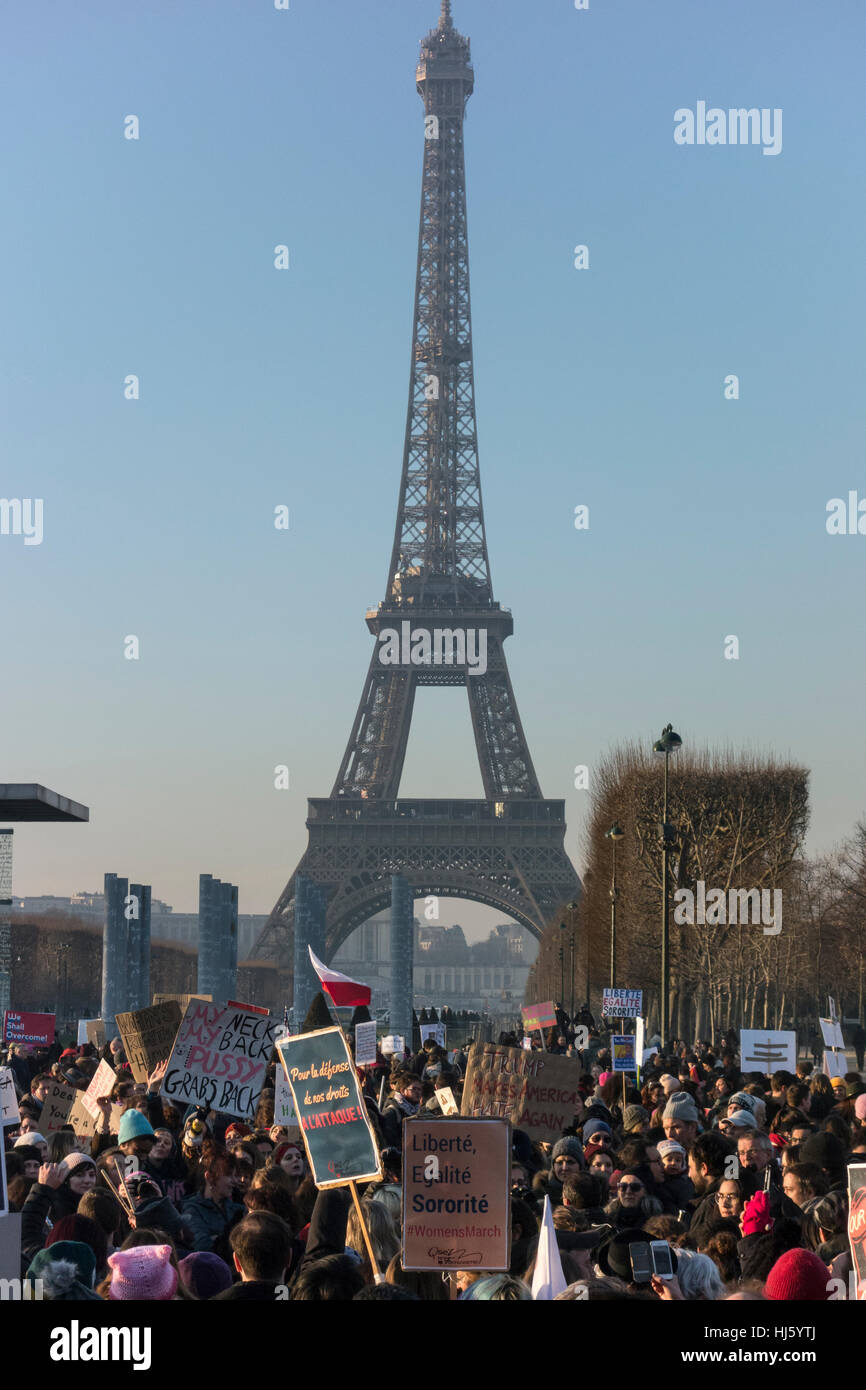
left=390, top=874, right=414, bottom=1048
left=227, top=883, right=239, bottom=1001
left=127, top=883, right=144, bottom=1013
left=218, top=879, right=235, bottom=1003
left=139, top=884, right=152, bottom=1009
left=0, top=830, right=12, bottom=1019
left=101, top=873, right=128, bottom=1038
left=197, top=873, right=220, bottom=1001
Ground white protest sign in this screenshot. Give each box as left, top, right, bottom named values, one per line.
left=354, top=1021, right=377, bottom=1066
left=275, top=1067, right=296, bottom=1125
left=823, top=1050, right=847, bottom=1079
left=436, top=1086, right=459, bottom=1115
left=381, top=1034, right=405, bottom=1057
left=82, top=1059, right=117, bottom=1119
left=602, top=988, right=643, bottom=1019
left=522, top=1038, right=532, bottom=1051
left=635, top=1017, right=645, bottom=1074
left=0, top=1067, right=20, bottom=1127
left=163, top=999, right=280, bottom=1120
left=740, top=1030, right=797, bottom=1075
left=78, top=1017, right=102, bottom=1046
left=819, top=1018, right=845, bottom=1051
left=420, top=1023, right=446, bottom=1047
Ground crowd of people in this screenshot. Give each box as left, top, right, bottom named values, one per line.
left=2, top=1015, right=864, bottom=1302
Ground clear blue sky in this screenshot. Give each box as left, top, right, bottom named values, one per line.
left=2, top=0, right=863, bottom=932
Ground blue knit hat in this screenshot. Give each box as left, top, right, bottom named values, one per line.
left=117, top=1109, right=155, bottom=1145
left=583, top=1118, right=611, bottom=1141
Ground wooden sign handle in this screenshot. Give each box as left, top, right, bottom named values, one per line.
left=350, top=1180, right=384, bottom=1284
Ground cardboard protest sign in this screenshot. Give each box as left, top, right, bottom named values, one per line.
left=460, top=1043, right=582, bottom=1142
left=402, top=1117, right=511, bottom=1271
left=0, top=1067, right=20, bottom=1127
left=152, top=993, right=212, bottom=1008
left=740, top=1030, right=796, bottom=1075
left=115, top=1001, right=182, bottom=1084
left=848, top=1164, right=866, bottom=1300
left=3, top=1010, right=55, bottom=1046
left=819, top=1017, right=845, bottom=1051
left=436, top=1086, right=459, bottom=1116
left=82, top=1059, right=117, bottom=1119
left=41, top=1081, right=77, bottom=1136
left=521, top=1002, right=557, bottom=1032
left=823, top=1050, right=847, bottom=1079
left=354, top=1020, right=377, bottom=1066
left=601, top=988, right=642, bottom=1019
left=419, top=1022, right=446, bottom=1047
left=0, top=1213, right=21, bottom=1275
left=276, top=1026, right=381, bottom=1188
left=86, top=1019, right=106, bottom=1049
left=69, top=1091, right=100, bottom=1139
left=611, top=1035, right=637, bottom=1072
left=163, top=999, right=279, bottom=1120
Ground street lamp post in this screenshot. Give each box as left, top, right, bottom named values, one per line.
left=653, top=723, right=682, bottom=1049
left=605, top=823, right=625, bottom=989
left=558, top=925, right=565, bottom=1012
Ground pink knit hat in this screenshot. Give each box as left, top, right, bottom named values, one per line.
left=764, top=1248, right=832, bottom=1301
left=108, top=1245, right=177, bottom=1301
left=855, top=1094, right=866, bottom=1122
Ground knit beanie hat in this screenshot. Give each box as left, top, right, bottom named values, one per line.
left=28, top=1240, right=96, bottom=1289
left=623, top=1104, right=649, bottom=1130
left=799, top=1132, right=846, bottom=1172
left=179, top=1252, right=233, bottom=1300
left=764, top=1248, right=833, bottom=1301
left=659, top=1074, right=679, bottom=1093
left=656, top=1139, right=686, bottom=1159
left=597, top=1072, right=613, bottom=1088
left=14, top=1132, right=46, bottom=1148
left=663, top=1092, right=699, bottom=1124
left=117, top=1110, right=155, bottom=1145
left=728, top=1090, right=759, bottom=1115
left=108, top=1244, right=177, bottom=1301
left=58, top=1152, right=96, bottom=1180
left=552, top=1136, right=585, bottom=1163
left=583, top=1119, right=612, bottom=1142
left=741, top=1191, right=773, bottom=1237
left=855, top=1094, right=866, bottom=1122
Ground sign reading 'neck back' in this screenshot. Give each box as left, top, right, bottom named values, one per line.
left=276, top=1026, right=381, bottom=1189
left=163, top=1000, right=279, bottom=1120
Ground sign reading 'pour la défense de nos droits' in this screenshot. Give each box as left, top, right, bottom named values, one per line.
left=276, top=1026, right=381, bottom=1189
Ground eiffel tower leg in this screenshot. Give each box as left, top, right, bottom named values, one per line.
left=390, top=874, right=414, bottom=1047
left=466, top=636, right=541, bottom=798
left=332, top=659, right=416, bottom=799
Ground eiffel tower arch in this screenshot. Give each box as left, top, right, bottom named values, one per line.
left=253, top=3, right=580, bottom=979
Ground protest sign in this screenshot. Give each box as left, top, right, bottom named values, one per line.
left=521, top=1002, right=557, bottom=1033
left=823, top=1050, right=847, bottom=1079
left=612, top=1035, right=637, bottom=1072
left=274, top=1067, right=297, bottom=1126
left=152, top=993, right=212, bottom=1008
left=740, top=1030, right=797, bottom=1075
left=601, top=988, right=642, bottom=1019
left=402, top=1117, right=511, bottom=1272
left=41, top=1081, right=77, bottom=1136
left=0, top=1067, right=20, bottom=1127
left=419, top=1022, right=446, bottom=1048
left=819, top=1017, right=845, bottom=1051
left=381, top=1035, right=405, bottom=1057
left=69, top=1091, right=101, bottom=1140
left=86, top=1020, right=106, bottom=1049
left=78, top=1018, right=97, bottom=1046
left=0, top=1138, right=6, bottom=1216
left=521, top=1038, right=532, bottom=1051
left=354, top=1020, right=378, bottom=1066
left=83, top=1060, right=117, bottom=1119
left=460, top=1043, right=582, bottom=1142
left=276, top=1026, right=381, bottom=1188
left=829, top=996, right=838, bottom=1022
left=635, top=1017, right=646, bottom=1074
left=115, top=1001, right=182, bottom=1084
left=848, top=1164, right=866, bottom=1300
left=436, top=1086, right=459, bottom=1116
left=163, top=1000, right=279, bottom=1120
left=3, top=1010, right=55, bottom=1046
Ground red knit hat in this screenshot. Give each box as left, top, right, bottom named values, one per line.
left=764, top=1248, right=832, bottom=1301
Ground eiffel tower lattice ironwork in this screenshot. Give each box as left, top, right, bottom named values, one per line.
left=253, top=2, right=580, bottom=974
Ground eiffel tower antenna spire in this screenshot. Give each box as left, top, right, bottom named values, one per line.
left=439, top=0, right=453, bottom=28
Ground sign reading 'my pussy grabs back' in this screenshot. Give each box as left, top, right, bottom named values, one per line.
left=276, top=1026, right=381, bottom=1189
left=163, top=1000, right=280, bottom=1120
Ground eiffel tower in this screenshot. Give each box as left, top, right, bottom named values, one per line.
left=253, top=2, right=580, bottom=976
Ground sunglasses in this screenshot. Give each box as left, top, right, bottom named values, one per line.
left=618, top=1182, right=643, bottom=1192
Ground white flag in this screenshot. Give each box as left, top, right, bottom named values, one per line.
left=531, top=1195, right=567, bottom=1300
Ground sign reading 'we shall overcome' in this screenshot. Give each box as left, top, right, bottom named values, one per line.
left=276, top=1027, right=381, bottom=1189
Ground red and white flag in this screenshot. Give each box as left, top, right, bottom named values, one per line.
left=308, top=947, right=371, bottom=1008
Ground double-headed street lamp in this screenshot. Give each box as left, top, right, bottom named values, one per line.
left=605, top=822, right=625, bottom=990
left=653, top=723, right=682, bottom=1048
